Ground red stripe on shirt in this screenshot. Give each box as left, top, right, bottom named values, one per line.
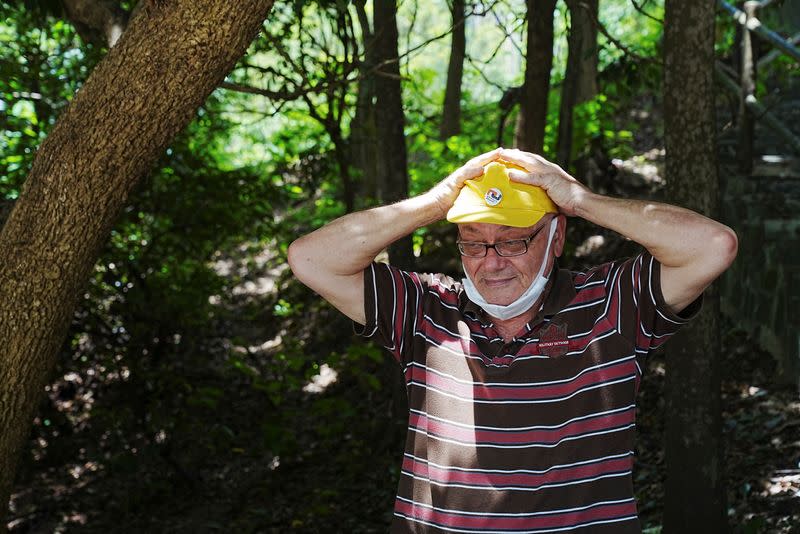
left=407, top=359, right=636, bottom=401
left=408, top=409, right=635, bottom=446
left=394, top=499, right=638, bottom=530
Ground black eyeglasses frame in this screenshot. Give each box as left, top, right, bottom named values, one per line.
left=456, top=223, right=549, bottom=258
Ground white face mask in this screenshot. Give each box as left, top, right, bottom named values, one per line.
left=462, top=218, right=558, bottom=321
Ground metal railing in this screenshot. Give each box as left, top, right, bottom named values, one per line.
left=716, top=0, right=800, bottom=171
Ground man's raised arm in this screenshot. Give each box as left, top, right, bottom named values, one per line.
left=499, top=148, right=738, bottom=315
left=287, top=149, right=502, bottom=324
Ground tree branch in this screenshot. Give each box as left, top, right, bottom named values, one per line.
left=61, top=0, right=130, bottom=47
left=630, top=0, right=663, bottom=24
left=588, top=6, right=656, bottom=63
left=464, top=53, right=509, bottom=91
left=218, top=81, right=309, bottom=101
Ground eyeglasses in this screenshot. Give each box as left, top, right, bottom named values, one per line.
left=457, top=224, right=548, bottom=258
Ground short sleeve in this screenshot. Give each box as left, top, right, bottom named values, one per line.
left=354, top=262, right=429, bottom=367
left=607, top=252, right=702, bottom=355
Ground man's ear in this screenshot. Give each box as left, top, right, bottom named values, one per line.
left=553, top=214, right=567, bottom=258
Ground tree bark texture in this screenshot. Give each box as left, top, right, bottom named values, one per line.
left=0, top=0, right=275, bottom=521
left=373, top=0, right=414, bottom=270
left=440, top=0, right=466, bottom=139
left=663, top=0, right=727, bottom=531
left=556, top=0, right=598, bottom=167
left=331, top=126, right=356, bottom=213
left=514, top=0, right=557, bottom=153
left=351, top=0, right=379, bottom=202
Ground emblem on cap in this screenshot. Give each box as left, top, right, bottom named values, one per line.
left=484, top=188, right=503, bottom=206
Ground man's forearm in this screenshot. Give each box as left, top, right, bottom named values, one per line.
left=574, top=192, right=735, bottom=270
left=290, top=193, right=443, bottom=278
left=288, top=148, right=502, bottom=323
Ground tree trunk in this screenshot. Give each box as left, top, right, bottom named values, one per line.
left=556, top=0, right=599, bottom=167
left=663, top=0, right=727, bottom=531
left=373, top=0, right=414, bottom=270
left=331, top=126, right=355, bottom=213
left=514, top=0, right=557, bottom=153
left=0, top=0, right=275, bottom=521
left=351, top=0, right=379, bottom=202
left=439, top=0, right=466, bottom=140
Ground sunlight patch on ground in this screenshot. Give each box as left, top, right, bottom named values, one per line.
left=56, top=511, right=88, bottom=533
left=753, top=155, right=800, bottom=178
left=68, top=461, right=100, bottom=480
left=742, top=385, right=769, bottom=398
left=250, top=333, right=284, bottom=353
left=764, top=472, right=800, bottom=497
left=303, top=364, right=338, bottom=394
left=232, top=274, right=281, bottom=297
left=210, top=242, right=288, bottom=297
left=613, top=148, right=665, bottom=186
left=231, top=332, right=284, bottom=357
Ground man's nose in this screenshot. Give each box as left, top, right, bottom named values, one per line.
left=483, top=247, right=507, bottom=269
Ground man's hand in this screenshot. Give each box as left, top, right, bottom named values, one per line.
left=497, top=149, right=737, bottom=315
left=289, top=148, right=503, bottom=325
left=427, top=148, right=503, bottom=219
left=499, top=148, right=591, bottom=217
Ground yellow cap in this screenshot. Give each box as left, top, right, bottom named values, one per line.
left=446, top=161, right=558, bottom=227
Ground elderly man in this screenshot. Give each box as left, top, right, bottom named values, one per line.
left=288, top=148, right=737, bottom=533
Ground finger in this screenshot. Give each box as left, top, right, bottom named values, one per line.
left=503, top=151, right=562, bottom=177
left=505, top=148, right=551, bottom=164
left=459, top=165, right=485, bottom=180
left=502, top=148, right=539, bottom=161
left=501, top=157, right=536, bottom=174
left=507, top=169, right=545, bottom=187
left=530, top=153, right=563, bottom=171
left=466, top=147, right=503, bottom=168
left=448, top=165, right=484, bottom=188
left=501, top=148, right=534, bottom=158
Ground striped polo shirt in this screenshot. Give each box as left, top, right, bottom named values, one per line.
left=356, top=252, right=700, bottom=533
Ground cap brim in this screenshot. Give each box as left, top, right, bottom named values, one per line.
left=446, top=207, right=550, bottom=228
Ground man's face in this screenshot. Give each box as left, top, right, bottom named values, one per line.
left=458, top=215, right=564, bottom=306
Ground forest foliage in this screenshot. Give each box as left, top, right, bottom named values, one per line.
left=1, top=0, right=798, bottom=531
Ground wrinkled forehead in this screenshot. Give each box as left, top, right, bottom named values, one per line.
left=457, top=222, right=537, bottom=240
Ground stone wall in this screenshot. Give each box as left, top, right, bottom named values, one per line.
left=721, top=157, right=800, bottom=387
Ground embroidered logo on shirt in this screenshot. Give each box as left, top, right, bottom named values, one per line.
left=538, top=322, right=569, bottom=357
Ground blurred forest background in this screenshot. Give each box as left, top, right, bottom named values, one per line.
left=1, top=0, right=799, bottom=532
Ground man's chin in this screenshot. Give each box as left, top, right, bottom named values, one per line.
left=481, top=291, right=520, bottom=307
